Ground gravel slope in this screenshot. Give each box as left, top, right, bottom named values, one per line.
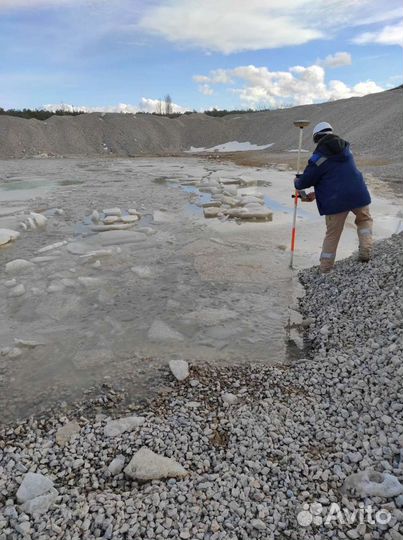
left=0, top=88, right=401, bottom=161
left=1, top=233, right=402, bottom=539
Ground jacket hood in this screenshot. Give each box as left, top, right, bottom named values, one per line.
left=316, top=134, right=350, bottom=159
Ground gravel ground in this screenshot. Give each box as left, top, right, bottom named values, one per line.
left=0, top=233, right=402, bottom=539
left=0, top=88, right=401, bottom=161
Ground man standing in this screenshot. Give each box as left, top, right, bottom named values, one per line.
left=294, top=122, right=373, bottom=273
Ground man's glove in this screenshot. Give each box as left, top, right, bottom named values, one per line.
left=302, top=192, right=316, bottom=202
left=293, top=190, right=315, bottom=202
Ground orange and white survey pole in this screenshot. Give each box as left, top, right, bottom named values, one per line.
left=289, top=120, right=310, bottom=269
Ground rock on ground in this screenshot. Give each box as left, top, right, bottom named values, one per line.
left=21, top=488, right=59, bottom=516
left=16, top=472, right=54, bottom=503
left=169, top=360, right=189, bottom=381
left=343, top=470, right=403, bottom=498
left=0, top=228, right=20, bottom=245
left=124, top=447, right=188, bottom=481
left=107, top=455, right=126, bottom=476
left=55, top=420, right=81, bottom=446
left=222, top=392, right=238, bottom=405
left=5, top=259, right=35, bottom=274
left=104, top=416, right=145, bottom=437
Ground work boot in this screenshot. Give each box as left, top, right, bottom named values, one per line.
left=358, top=248, right=372, bottom=262
left=320, top=261, right=334, bottom=274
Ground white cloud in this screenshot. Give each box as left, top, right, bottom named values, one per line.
left=351, top=81, right=385, bottom=94
left=140, top=97, right=188, bottom=113
left=355, top=6, right=403, bottom=26
left=193, top=69, right=232, bottom=84
left=353, top=20, right=403, bottom=47
left=139, top=0, right=323, bottom=53
left=193, top=75, right=209, bottom=84
left=138, top=97, right=187, bottom=113
left=195, top=64, right=384, bottom=108
left=198, top=84, right=214, bottom=96
left=0, top=0, right=87, bottom=9
left=319, top=51, right=352, bottom=68
left=43, top=97, right=187, bottom=114
left=138, top=0, right=403, bottom=53
left=44, top=102, right=138, bottom=113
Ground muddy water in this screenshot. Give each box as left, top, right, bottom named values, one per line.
left=0, top=157, right=401, bottom=422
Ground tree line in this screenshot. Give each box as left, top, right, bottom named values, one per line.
left=0, top=94, right=271, bottom=121
left=0, top=107, right=85, bottom=120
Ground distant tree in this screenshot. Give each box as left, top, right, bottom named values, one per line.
left=204, top=107, right=269, bottom=117
left=155, top=99, right=163, bottom=115
left=164, top=94, right=173, bottom=115
left=255, top=104, right=271, bottom=111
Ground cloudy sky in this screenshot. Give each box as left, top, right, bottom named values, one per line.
left=0, top=0, right=402, bottom=112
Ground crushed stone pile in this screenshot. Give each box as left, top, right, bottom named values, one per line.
left=0, top=88, right=401, bottom=161
left=0, top=233, right=402, bottom=539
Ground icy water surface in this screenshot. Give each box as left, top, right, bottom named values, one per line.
left=0, top=157, right=401, bottom=421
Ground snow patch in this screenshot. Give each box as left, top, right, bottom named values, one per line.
left=186, top=141, right=273, bottom=153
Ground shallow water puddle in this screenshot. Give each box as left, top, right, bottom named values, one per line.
left=263, top=194, right=313, bottom=219
left=169, top=179, right=313, bottom=223
left=0, top=176, right=83, bottom=201
left=150, top=177, right=209, bottom=215
left=59, top=179, right=85, bottom=186
left=0, top=178, right=57, bottom=201
left=0, top=179, right=53, bottom=191
left=182, top=185, right=212, bottom=215
left=149, top=167, right=316, bottom=224
left=74, top=214, right=97, bottom=236
left=375, top=214, right=403, bottom=235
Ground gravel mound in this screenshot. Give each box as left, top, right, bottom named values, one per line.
left=0, top=88, right=401, bottom=160
left=0, top=234, right=402, bottom=539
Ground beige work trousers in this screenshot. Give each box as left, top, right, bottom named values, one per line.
left=320, top=206, right=373, bottom=273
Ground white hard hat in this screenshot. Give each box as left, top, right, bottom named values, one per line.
left=313, top=121, right=333, bottom=137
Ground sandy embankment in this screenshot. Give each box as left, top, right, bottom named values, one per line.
left=0, top=87, right=401, bottom=189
